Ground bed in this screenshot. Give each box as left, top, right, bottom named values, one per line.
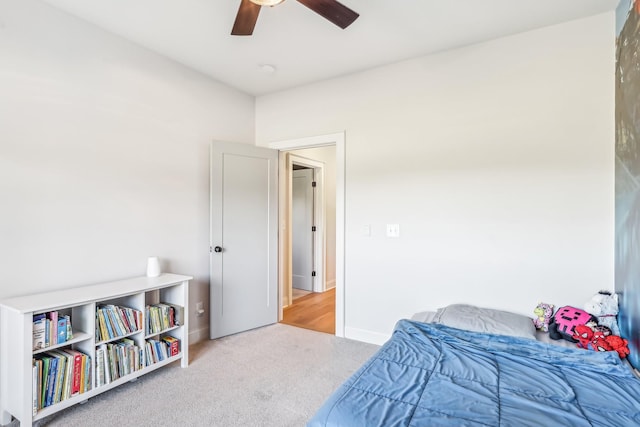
left=307, top=304, right=640, bottom=426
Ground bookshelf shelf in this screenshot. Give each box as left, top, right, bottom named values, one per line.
left=95, top=329, right=143, bottom=346
left=32, top=331, right=93, bottom=356
left=145, top=325, right=180, bottom=339
left=0, top=273, right=191, bottom=427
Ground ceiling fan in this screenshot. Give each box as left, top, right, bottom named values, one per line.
left=231, top=0, right=359, bottom=36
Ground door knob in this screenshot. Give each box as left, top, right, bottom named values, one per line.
left=214, top=246, right=223, bottom=253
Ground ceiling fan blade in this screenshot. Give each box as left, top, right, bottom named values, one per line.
left=231, top=0, right=261, bottom=36
left=296, top=0, right=359, bottom=29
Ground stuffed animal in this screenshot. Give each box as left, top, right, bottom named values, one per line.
left=573, top=322, right=629, bottom=356
left=605, top=335, right=630, bottom=359
left=572, top=324, right=594, bottom=349
left=533, top=302, right=554, bottom=332
left=590, top=336, right=613, bottom=352
left=548, top=306, right=597, bottom=342
left=584, top=290, right=621, bottom=336
left=584, top=320, right=612, bottom=337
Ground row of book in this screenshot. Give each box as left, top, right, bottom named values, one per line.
left=94, top=336, right=180, bottom=388
left=145, top=336, right=180, bottom=366
left=95, top=339, right=143, bottom=387
left=33, top=311, right=73, bottom=351
left=146, top=303, right=180, bottom=335
left=32, top=349, right=91, bottom=415
left=95, top=304, right=143, bottom=342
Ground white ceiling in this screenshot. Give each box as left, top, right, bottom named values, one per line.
left=40, top=0, right=619, bottom=96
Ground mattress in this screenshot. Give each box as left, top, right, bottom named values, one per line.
left=411, top=309, right=576, bottom=348
left=308, top=319, right=640, bottom=426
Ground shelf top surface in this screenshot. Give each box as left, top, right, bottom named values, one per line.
left=0, top=273, right=192, bottom=314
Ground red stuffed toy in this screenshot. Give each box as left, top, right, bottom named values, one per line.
left=590, top=336, right=612, bottom=352
left=572, top=324, right=593, bottom=349
left=605, top=335, right=630, bottom=358
left=572, top=324, right=629, bottom=358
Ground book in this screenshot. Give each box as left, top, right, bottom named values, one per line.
left=96, top=310, right=109, bottom=341
left=47, top=311, right=58, bottom=346
left=61, top=349, right=83, bottom=396
left=118, top=338, right=140, bottom=373
left=100, top=308, right=115, bottom=340
left=65, top=315, right=73, bottom=341
left=98, top=344, right=111, bottom=385
left=35, top=357, right=43, bottom=411
left=55, top=350, right=73, bottom=402
left=32, top=360, right=38, bottom=415
left=104, top=306, right=121, bottom=337
left=44, top=319, right=50, bottom=348
left=118, top=307, right=132, bottom=333
left=79, top=353, right=86, bottom=393
left=155, top=340, right=167, bottom=361
left=44, top=355, right=58, bottom=407
left=95, top=347, right=105, bottom=387
left=162, top=336, right=180, bottom=357
left=49, top=352, right=66, bottom=404
left=84, top=353, right=92, bottom=392
left=39, top=356, right=50, bottom=408
left=108, top=305, right=126, bottom=336
left=57, top=317, right=67, bottom=345
left=80, top=354, right=93, bottom=393
left=33, top=316, right=46, bottom=350
left=145, top=339, right=159, bottom=364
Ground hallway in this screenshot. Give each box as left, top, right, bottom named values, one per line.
left=280, top=288, right=335, bottom=334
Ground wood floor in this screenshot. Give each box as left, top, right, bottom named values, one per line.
left=281, top=288, right=335, bottom=334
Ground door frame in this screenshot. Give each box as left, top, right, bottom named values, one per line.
left=289, top=155, right=325, bottom=297
left=269, top=132, right=345, bottom=338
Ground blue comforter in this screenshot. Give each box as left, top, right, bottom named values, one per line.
left=308, top=320, right=640, bottom=426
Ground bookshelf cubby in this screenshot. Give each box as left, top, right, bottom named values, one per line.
left=0, top=273, right=191, bottom=427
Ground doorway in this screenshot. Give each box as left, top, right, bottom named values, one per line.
left=269, top=132, right=345, bottom=338
left=209, top=133, right=345, bottom=341
left=279, top=146, right=336, bottom=334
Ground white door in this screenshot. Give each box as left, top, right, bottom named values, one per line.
left=210, top=141, right=278, bottom=339
left=292, top=168, right=314, bottom=292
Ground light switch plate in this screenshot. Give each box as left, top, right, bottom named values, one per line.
left=386, top=224, right=400, bottom=238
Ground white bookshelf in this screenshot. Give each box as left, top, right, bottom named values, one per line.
left=0, top=273, right=191, bottom=427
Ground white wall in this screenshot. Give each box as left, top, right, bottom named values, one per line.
left=0, top=0, right=255, bottom=341
left=289, top=146, right=337, bottom=288
left=256, top=13, right=615, bottom=342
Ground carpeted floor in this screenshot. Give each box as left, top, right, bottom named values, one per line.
left=29, top=324, right=379, bottom=427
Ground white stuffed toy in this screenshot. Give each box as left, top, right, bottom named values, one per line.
left=584, top=290, right=620, bottom=336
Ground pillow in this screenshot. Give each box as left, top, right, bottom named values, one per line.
left=432, top=304, right=537, bottom=340
left=410, top=311, right=437, bottom=323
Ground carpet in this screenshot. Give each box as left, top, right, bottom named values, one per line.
left=31, top=323, right=379, bottom=426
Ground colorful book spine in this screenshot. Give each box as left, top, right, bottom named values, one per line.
left=162, top=336, right=180, bottom=357
left=65, top=314, right=73, bottom=341
left=33, top=314, right=46, bottom=350
left=62, top=349, right=83, bottom=396
left=40, top=356, right=50, bottom=409
left=84, top=354, right=92, bottom=392
left=44, top=356, right=58, bottom=407
left=34, top=311, right=74, bottom=350
left=57, top=317, right=67, bottom=345
left=32, top=360, right=38, bottom=415
left=96, top=346, right=106, bottom=387
left=47, top=311, right=58, bottom=346
left=50, top=352, right=66, bottom=404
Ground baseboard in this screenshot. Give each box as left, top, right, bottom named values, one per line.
left=325, top=279, right=336, bottom=290
left=344, top=326, right=390, bottom=346
left=189, top=326, right=210, bottom=344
